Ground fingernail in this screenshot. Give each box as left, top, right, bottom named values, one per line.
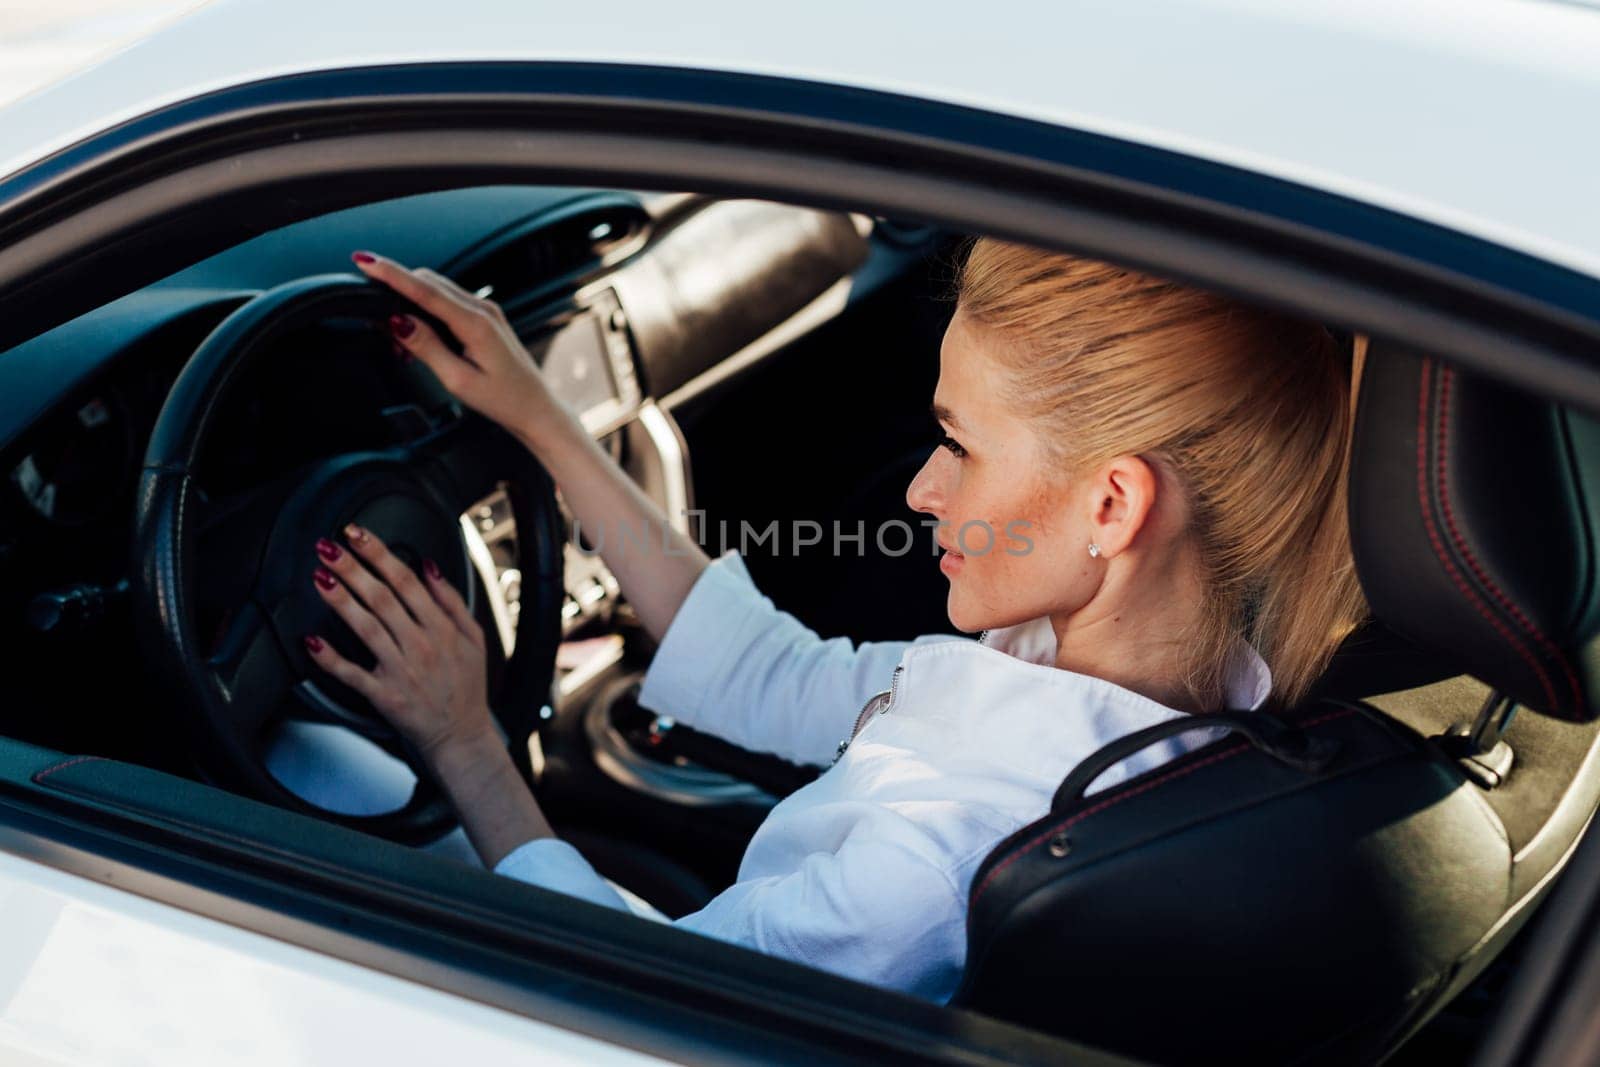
left=313, top=567, right=338, bottom=591
left=424, top=558, right=442, bottom=581
left=389, top=314, right=416, bottom=339
left=352, top=251, right=376, bottom=265
left=315, top=538, right=342, bottom=563
left=304, top=634, right=325, bottom=653
left=344, top=523, right=368, bottom=545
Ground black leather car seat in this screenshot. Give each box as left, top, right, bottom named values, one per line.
left=954, top=343, right=1600, bottom=1064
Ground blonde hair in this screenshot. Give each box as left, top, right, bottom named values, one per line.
left=956, top=238, right=1369, bottom=709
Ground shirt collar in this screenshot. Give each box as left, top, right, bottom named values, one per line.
left=889, top=624, right=1274, bottom=785
left=977, top=615, right=1274, bottom=711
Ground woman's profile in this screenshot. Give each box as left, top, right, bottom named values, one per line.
left=291, top=237, right=1368, bottom=1001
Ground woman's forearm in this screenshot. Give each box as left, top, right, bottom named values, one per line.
left=428, top=732, right=555, bottom=868
left=513, top=405, right=709, bottom=646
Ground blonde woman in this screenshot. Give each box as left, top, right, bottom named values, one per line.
left=296, top=239, right=1367, bottom=1002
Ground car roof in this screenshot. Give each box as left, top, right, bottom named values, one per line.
left=3, top=0, right=1599, bottom=280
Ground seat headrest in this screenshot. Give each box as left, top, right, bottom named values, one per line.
left=1348, top=344, right=1600, bottom=720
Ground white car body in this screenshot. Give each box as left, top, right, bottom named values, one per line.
left=2, top=1, right=1598, bottom=1062
left=5, top=0, right=1600, bottom=279
left=0, top=846, right=667, bottom=1065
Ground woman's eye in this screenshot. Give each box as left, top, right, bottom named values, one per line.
left=938, top=434, right=967, bottom=459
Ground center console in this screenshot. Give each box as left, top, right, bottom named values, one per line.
left=451, top=198, right=872, bottom=825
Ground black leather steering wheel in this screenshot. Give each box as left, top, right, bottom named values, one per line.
left=132, top=275, right=565, bottom=844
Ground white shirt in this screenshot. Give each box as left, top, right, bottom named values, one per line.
left=495, top=551, right=1273, bottom=1002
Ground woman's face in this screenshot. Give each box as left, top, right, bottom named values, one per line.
left=906, top=307, right=1104, bottom=633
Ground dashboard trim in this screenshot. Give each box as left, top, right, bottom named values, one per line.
left=658, top=275, right=854, bottom=413
left=633, top=402, right=691, bottom=539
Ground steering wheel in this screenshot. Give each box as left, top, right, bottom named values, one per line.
left=131, top=275, right=565, bottom=844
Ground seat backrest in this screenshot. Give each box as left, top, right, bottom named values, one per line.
left=1346, top=342, right=1600, bottom=1012
left=956, top=703, right=1506, bottom=1064
left=1349, top=345, right=1600, bottom=723
left=957, top=345, right=1600, bottom=1063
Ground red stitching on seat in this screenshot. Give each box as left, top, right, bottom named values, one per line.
left=1414, top=360, right=1560, bottom=712
left=1433, top=365, right=1582, bottom=714
left=31, top=755, right=108, bottom=784
left=969, top=707, right=1359, bottom=910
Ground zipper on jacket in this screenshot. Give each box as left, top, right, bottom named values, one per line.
left=834, top=664, right=904, bottom=765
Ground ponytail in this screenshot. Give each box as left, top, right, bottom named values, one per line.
left=957, top=240, right=1370, bottom=710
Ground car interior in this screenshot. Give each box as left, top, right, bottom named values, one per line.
left=1, top=184, right=1597, bottom=1064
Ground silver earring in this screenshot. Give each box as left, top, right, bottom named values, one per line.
left=1088, top=542, right=1102, bottom=558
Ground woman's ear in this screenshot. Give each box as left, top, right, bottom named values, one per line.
left=1085, top=454, right=1159, bottom=557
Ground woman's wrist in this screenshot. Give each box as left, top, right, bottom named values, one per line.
left=423, top=726, right=556, bottom=865
left=421, top=723, right=504, bottom=785
left=509, top=384, right=584, bottom=457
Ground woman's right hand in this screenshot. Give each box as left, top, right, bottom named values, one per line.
left=353, top=251, right=711, bottom=648
left=351, top=250, right=571, bottom=447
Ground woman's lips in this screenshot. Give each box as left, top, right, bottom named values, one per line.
left=939, top=549, right=965, bottom=576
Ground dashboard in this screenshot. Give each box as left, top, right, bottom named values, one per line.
left=519, top=287, right=641, bottom=437
left=0, top=183, right=930, bottom=810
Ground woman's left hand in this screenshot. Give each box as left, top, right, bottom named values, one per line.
left=302, top=524, right=556, bottom=865
left=303, top=523, right=493, bottom=763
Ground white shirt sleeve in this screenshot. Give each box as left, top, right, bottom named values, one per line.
left=671, top=833, right=969, bottom=1001
left=494, top=826, right=969, bottom=1002
left=494, top=838, right=633, bottom=910
left=491, top=551, right=975, bottom=1000
left=635, top=549, right=964, bottom=768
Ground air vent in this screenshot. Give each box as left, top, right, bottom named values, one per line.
left=447, top=198, right=651, bottom=309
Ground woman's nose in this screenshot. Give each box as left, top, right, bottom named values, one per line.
left=905, top=450, right=944, bottom=516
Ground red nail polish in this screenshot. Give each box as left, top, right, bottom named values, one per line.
left=304, top=634, right=324, bottom=653
left=315, top=538, right=342, bottom=563
left=313, top=567, right=338, bottom=591
left=389, top=314, right=416, bottom=339
left=352, top=251, right=376, bottom=265
left=424, top=558, right=442, bottom=581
